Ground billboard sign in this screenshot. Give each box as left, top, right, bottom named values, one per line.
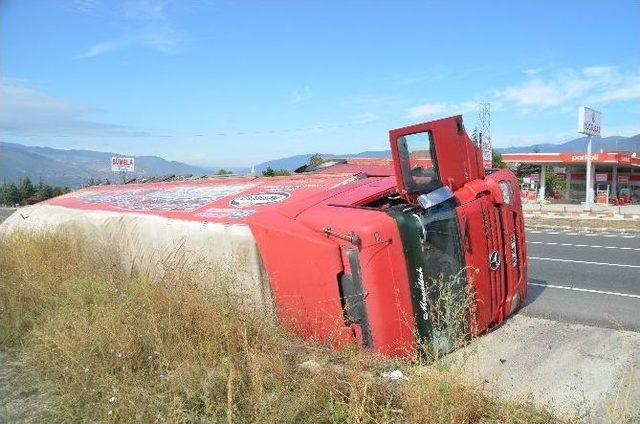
left=530, top=173, right=540, bottom=182
left=578, top=106, right=602, bottom=137
left=617, top=175, right=629, bottom=184
left=595, top=173, right=607, bottom=182
left=111, top=156, right=135, bottom=173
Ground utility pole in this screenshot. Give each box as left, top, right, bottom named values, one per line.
left=478, top=102, right=492, bottom=168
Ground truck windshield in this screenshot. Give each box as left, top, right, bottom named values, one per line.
left=396, top=131, right=440, bottom=194
left=414, top=201, right=464, bottom=284
left=387, top=198, right=466, bottom=355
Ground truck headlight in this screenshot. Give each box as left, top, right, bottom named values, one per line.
left=498, top=181, right=513, bottom=205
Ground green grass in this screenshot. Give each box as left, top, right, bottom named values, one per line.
left=1, top=230, right=560, bottom=423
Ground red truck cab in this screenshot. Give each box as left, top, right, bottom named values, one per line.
left=250, top=115, right=528, bottom=357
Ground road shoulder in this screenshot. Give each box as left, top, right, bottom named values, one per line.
left=450, top=314, right=640, bottom=422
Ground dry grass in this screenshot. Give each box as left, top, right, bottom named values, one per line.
left=1, top=230, right=560, bottom=423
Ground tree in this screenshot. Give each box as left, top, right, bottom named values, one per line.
left=262, top=167, right=290, bottom=177
left=217, top=169, right=232, bottom=175
left=543, top=166, right=565, bottom=199
left=19, top=177, right=36, bottom=200
left=3, top=182, right=21, bottom=206
left=262, top=166, right=275, bottom=177
left=532, top=145, right=541, bottom=153
left=0, top=179, right=70, bottom=206
left=308, top=154, right=324, bottom=167
left=514, top=162, right=539, bottom=179
left=37, top=183, right=54, bottom=201
left=492, top=149, right=506, bottom=169
left=52, top=186, right=70, bottom=197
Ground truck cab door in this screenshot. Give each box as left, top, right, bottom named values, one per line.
left=389, top=115, right=484, bottom=204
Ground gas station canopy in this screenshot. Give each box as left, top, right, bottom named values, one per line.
left=502, top=151, right=640, bottom=167
left=502, top=151, right=640, bottom=204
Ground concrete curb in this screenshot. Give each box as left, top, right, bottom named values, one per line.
left=525, top=223, right=640, bottom=234
left=524, top=211, right=640, bottom=220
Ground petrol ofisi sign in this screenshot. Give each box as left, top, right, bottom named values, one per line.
left=578, top=106, right=602, bottom=137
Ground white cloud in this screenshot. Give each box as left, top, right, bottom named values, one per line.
left=496, top=66, right=640, bottom=112
left=66, top=0, right=101, bottom=15
left=407, top=103, right=446, bottom=117
left=77, top=0, right=184, bottom=59
left=290, top=86, right=311, bottom=105
left=522, top=68, right=543, bottom=76
left=1, top=81, right=148, bottom=137
left=78, top=41, right=119, bottom=59
left=586, top=76, right=640, bottom=103
left=407, top=101, right=477, bottom=118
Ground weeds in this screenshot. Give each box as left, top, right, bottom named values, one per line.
left=419, top=270, right=476, bottom=360
left=1, top=230, right=559, bottom=423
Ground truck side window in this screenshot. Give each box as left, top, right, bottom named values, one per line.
left=397, top=131, right=440, bottom=194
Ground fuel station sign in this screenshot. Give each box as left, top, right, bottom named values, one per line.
left=578, top=106, right=602, bottom=137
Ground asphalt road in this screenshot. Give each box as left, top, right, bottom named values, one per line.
left=521, top=226, right=640, bottom=332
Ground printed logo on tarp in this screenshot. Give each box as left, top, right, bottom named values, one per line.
left=230, top=192, right=290, bottom=207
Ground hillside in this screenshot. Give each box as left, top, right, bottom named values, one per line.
left=0, top=142, right=211, bottom=188
left=499, top=134, right=640, bottom=154
left=3, top=133, right=638, bottom=187
left=253, top=134, right=640, bottom=172
left=253, top=150, right=392, bottom=173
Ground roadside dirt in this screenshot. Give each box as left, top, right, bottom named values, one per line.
left=0, top=350, right=50, bottom=423
left=450, top=314, right=640, bottom=423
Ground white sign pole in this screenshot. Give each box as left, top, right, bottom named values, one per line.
left=577, top=106, right=601, bottom=212
left=584, top=135, right=592, bottom=211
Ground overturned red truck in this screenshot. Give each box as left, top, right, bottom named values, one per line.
left=2, top=116, right=527, bottom=357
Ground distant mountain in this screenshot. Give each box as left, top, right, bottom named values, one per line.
left=499, top=134, right=640, bottom=154
left=251, top=134, right=640, bottom=173
left=0, top=142, right=212, bottom=188
left=4, top=132, right=637, bottom=187
left=252, top=150, right=392, bottom=173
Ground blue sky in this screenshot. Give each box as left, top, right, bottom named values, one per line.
left=2, top=0, right=639, bottom=167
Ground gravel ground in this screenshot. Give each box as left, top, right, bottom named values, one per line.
left=0, top=350, right=50, bottom=423
left=450, top=314, right=640, bottom=422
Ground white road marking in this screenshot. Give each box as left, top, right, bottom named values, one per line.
left=527, top=241, right=640, bottom=251
left=529, top=256, right=640, bottom=268
left=529, top=282, right=640, bottom=299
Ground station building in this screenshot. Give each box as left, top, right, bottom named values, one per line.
left=501, top=151, right=640, bottom=204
